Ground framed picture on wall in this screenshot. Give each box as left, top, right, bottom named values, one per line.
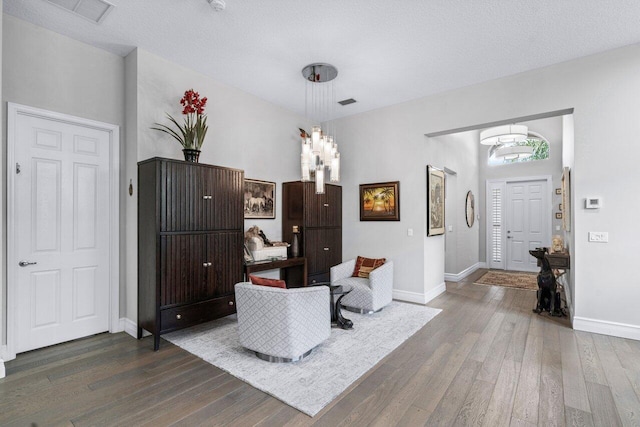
left=561, top=167, right=571, bottom=231
left=244, top=179, right=276, bottom=219
left=465, top=191, right=475, bottom=228
left=427, top=165, right=445, bottom=236
left=359, top=181, right=400, bottom=221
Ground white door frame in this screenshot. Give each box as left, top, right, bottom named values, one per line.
left=485, top=175, right=552, bottom=270
left=6, top=103, right=120, bottom=361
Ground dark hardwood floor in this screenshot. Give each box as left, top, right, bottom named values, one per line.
left=2, top=269, right=639, bottom=426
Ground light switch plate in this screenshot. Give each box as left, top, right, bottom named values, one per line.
left=588, top=231, right=608, bottom=242
left=585, top=197, right=602, bottom=209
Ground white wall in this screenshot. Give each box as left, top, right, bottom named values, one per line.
left=335, top=111, right=430, bottom=301
left=432, top=131, right=481, bottom=276
left=336, top=44, right=640, bottom=339
left=562, top=114, right=576, bottom=321
left=0, top=0, right=4, bottom=357
left=1, top=15, right=125, bottom=351
left=124, top=50, right=138, bottom=319
left=444, top=172, right=458, bottom=273
left=124, top=49, right=308, bottom=322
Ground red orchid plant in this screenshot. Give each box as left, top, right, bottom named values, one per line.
left=152, top=89, right=209, bottom=150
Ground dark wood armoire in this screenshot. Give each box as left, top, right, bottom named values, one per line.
left=282, top=181, right=342, bottom=285
left=137, top=157, right=244, bottom=350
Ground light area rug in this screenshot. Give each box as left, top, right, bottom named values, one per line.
left=475, top=270, right=538, bottom=290
left=164, top=301, right=441, bottom=417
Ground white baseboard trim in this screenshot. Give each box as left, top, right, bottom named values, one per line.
left=444, top=262, right=483, bottom=282
left=0, top=344, right=8, bottom=377
left=121, top=318, right=151, bottom=338
left=0, top=344, right=8, bottom=361
left=393, top=282, right=446, bottom=305
left=425, top=282, right=447, bottom=303
left=393, top=289, right=427, bottom=304
left=122, top=318, right=139, bottom=339
left=573, top=316, right=640, bottom=341
left=111, top=318, right=125, bottom=333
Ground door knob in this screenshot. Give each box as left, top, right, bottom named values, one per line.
left=19, top=261, right=37, bottom=267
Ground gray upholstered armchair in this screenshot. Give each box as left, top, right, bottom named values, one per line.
left=234, top=282, right=331, bottom=363
left=330, top=259, right=394, bottom=313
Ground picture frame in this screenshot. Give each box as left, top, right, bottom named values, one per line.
left=244, top=179, right=275, bottom=219
left=465, top=191, right=475, bottom=228
left=561, top=167, right=571, bottom=231
left=555, top=188, right=562, bottom=195
left=243, top=243, right=254, bottom=263
left=359, top=181, right=400, bottom=221
left=555, top=212, right=563, bottom=219
left=427, top=165, right=445, bottom=236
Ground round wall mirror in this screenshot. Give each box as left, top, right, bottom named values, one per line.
left=465, top=191, right=475, bottom=228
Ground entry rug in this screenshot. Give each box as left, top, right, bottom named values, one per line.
left=475, top=270, right=538, bottom=290
left=164, top=301, right=441, bottom=417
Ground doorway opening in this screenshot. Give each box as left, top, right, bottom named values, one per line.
left=426, top=109, right=572, bottom=284
left=486, top=176, right=552, bottom=273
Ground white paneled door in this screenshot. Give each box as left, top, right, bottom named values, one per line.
left=12, top=110, right=111, bottom=353
left=506, top=180, right=549, bottom=272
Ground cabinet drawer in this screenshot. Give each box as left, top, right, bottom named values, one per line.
left=308, top=272, right=330, bottom=285
left=160, top=295, right=236, bottom=333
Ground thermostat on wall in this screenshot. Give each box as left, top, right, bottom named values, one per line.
left=585, top=197, right=601, bottom=209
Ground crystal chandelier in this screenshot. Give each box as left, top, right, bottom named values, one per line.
left=300, top=63, right=340, bottom=194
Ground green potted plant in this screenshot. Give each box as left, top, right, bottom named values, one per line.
left=152, top=89, right=209, bottom=162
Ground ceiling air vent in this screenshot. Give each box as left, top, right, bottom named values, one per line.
left=338, top=98, right=357, bottom=106
left=46, top=0, right=115, bottom=24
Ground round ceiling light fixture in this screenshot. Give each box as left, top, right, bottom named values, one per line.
left=480, top=124, right=528, bottom=145
left=492, top=144, right=534, bottom=160
left=301, top=63, right=338, bottom=83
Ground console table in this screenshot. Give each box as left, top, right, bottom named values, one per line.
left=244, top=257, right=308, bottom=287
left=545, top=251, right=570, bottom=269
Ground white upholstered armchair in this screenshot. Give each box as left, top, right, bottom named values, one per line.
left=235, top=282, right=331, bottom=363
left=330, top=259, right=394, bottom=313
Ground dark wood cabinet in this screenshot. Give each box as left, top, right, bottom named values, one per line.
left=283, top=182, right=342, bottom=284
left=138, top=157, right=244, bottom=350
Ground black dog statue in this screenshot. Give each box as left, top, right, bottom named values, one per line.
left=529, top=248, right=564, bottom=316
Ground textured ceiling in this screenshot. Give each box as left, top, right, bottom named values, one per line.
left=5, top=0, right=640, bottom=120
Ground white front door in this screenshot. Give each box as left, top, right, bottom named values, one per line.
left=506, top=180, right=549, bottom=272
left=11, top=108, right=112, bottom=353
